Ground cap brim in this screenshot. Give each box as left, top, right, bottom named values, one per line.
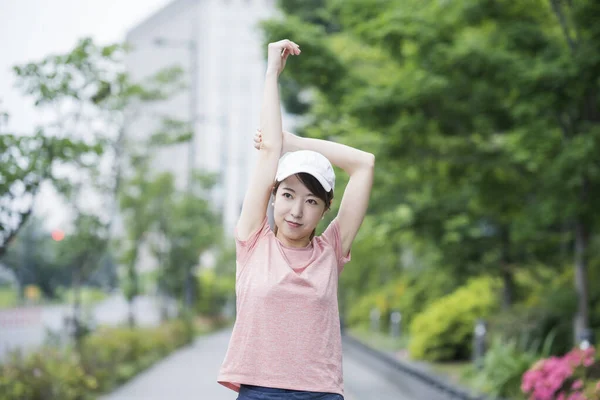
left=277, top=166, right=332, bottom=192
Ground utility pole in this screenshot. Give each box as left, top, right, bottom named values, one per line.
left=183, top=15, right=199, bottom=311
left=187, top=16, right=198, bottom=192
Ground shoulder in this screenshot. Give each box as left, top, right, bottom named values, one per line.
left=318, top=218, right=341, bottom=243
left=316, top=218, right=351, bottom=269
left=235, top=215, right=273, bottom=266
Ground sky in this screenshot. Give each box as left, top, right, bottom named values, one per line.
left=1, top=0, right=172, bottom=132
left=0, top=0, right=173, bottom=229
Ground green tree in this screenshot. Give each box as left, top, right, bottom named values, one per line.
left=54, top=213, right=109, bottom=343
left=0, top=116, right=100, bottom=258
left=0, top=216, right=70, bottom=301
left=263, top=0, right=600, bottom=342
left=6, top=37, right=187, bottom=327
left=146, top=171, right=221, bottom=311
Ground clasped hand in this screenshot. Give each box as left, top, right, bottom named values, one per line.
left=266, top=39, right=301, bottom=76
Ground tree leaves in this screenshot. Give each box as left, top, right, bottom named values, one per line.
left=262, top=0, right=600, bottom=316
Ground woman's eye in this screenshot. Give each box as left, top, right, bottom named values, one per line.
left=308, top=199, right=318, bottom=205
left=282, top=193, right=292, bottom=199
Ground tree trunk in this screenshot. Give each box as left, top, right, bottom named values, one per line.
left=500, top=227, right=513, bottom=310
left=127, top=299, right=136, bottom=328
left=127, top=258, right=138, bottom=328
left=573, top=217, right=590, bottom=344
left=72, top=267, right=84, bottom=352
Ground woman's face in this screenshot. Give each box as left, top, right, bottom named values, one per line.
left=273, top=175, right=327, bottom=247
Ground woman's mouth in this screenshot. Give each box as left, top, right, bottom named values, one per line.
left=286, top=220, right=302, bottom=228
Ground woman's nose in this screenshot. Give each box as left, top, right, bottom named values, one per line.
left=291, top=201, right=303, bottom=218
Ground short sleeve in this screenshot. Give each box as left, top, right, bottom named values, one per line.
left=234, top=216, right=270, bottom=269
left=321, top=218, right=352, bottom=274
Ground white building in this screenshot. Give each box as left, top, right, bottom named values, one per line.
left=124, top=0, right=294, bottom=237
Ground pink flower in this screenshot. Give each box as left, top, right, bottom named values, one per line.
left=572, top=379, right=584, bottom=390
left=522, top=346, right=598, bottom=400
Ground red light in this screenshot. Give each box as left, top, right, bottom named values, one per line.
left=51, top=230, right=65, bottom=241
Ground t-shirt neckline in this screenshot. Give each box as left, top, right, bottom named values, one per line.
left=271, top=229, right=314, bottom=251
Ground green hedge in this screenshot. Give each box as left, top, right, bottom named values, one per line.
left=409, top=276, right=500, bottom=362
left=196, top=270, right=235, bottom=317
left=0, top=319, right=194, bottom=400
left=346, top=269, right=455, bottom=332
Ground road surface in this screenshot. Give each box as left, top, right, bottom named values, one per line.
left=0, top=294, right=172, bottom=361
left=103, top=329, right=451, bottom=400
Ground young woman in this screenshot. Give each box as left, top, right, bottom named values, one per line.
left=217, top=39, right=374, bottom=400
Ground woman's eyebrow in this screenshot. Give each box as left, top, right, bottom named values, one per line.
left=282, top=187, right=316, bottom=197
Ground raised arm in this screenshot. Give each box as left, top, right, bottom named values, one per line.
left=284, top=132, right=374, bottom=256
left=236, top=40, right=301, bottom=240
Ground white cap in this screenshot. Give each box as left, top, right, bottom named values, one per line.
left=275, top=150, right=335, bottom=192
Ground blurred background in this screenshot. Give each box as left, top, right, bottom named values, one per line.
left=1, top=0, right=599, bottom=399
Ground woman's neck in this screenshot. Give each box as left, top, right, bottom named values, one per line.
left=275, top=230, right=312, bottom=249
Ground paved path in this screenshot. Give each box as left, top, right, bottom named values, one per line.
left=101, top=329, right=236, bottom=400
left=102, top=329, right=448, bottom=400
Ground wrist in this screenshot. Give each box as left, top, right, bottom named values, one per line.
left=283, top=131, right=301, bottom=153
left=265, top=68, right=279, bottom=79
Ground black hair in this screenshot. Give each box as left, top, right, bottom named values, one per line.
left=272, top=172, right=334, bottom=240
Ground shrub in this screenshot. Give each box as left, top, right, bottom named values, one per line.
left=494, top=266, right=578, bottom=356
left=0, top=319, right=194, bottom=400
left=196, top=270, right=234, bottom=317
left=521, top=346, right=600, bottom=400
left=347, top=289, right=391, bottom=330
left=346, top=269, right=455, bottom=332
left=408, top=276, right=500, bottom=362
left=0, top=348, right=96, bottom=400
left=469, top=332, right=555, bottom=399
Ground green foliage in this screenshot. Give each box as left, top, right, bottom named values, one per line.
left=491, top=266, right=578, bottom=355
left=409, top=277, right=501, bottom=362
left=195, top=270, right=234, bottom=317
left=57, top=287, right=107, bottom=305
left=3, top=36, right=187, bottom=306
left=0, top=319, right=193, bottom=399
left=0, top=130, right=100, bottom=257
left=347, top=289, right=390, bottom=330
left=346, top=258, right=459, bottom=335
left=142, top=172, right=221, bottom=305
left=468, top=333, right=555, bottom=399
left=0, top=348, right=97, bottom=400
left=0, top=287, right=17, bottom=308
left=80, top=320, right=192, bottom=391
left=263, top=0, right=600, bottom=374
left=265, top=0, right=600, bottom=323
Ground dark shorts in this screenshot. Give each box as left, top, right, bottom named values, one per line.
left=237, top=384, right=344, bottom=400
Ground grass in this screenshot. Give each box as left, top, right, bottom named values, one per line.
left=347, top=325, right=474, bottom=388
left=0, top=286, right=109, bottom=309
left=429, top=361, right=473, bottom=386
left=347, top=325, right=409, bottom=353
left=56, top=287, right=108, bottom=305
left=0, top=286, right=18, bottom=308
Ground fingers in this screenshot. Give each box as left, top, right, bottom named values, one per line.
left=275, top=39, right=301, bottom=56
left=253, top=128, right=263, bottom=150
left=287, top=40, right=301, bottom=56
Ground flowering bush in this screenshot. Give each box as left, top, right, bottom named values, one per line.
left=521, top=346, right=600, bottom=400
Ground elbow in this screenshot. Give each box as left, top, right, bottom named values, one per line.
left=351, top=152, right=374, bottom=176
left=363, top=152, right=375, bottom=169
left=259, top=138, right=282, bottom=154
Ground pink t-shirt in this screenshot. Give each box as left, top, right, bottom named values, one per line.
left=217, top=216, right=351, bottom=396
